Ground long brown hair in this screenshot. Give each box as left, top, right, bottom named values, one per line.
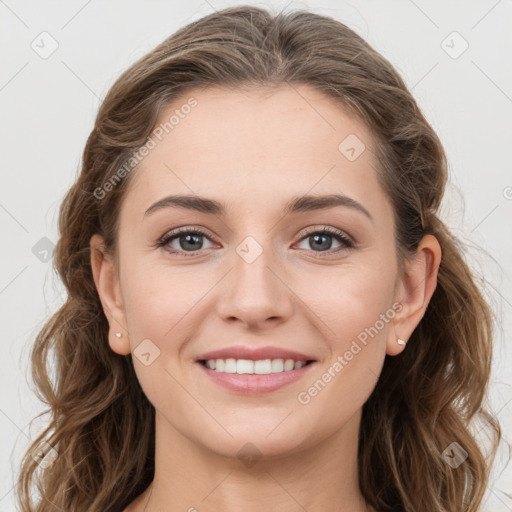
left=16, top=5, right=501, bottom=511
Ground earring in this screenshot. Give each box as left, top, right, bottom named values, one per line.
left=397, top=338, right=406, bottom=346
left=115, top=332, right=122, bottom=338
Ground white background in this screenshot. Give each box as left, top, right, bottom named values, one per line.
left=1, top=0, right=511, bottom=510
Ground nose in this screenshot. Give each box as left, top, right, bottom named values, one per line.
left=215, top=238, right=294, bottom=330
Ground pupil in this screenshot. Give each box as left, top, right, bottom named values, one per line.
left=181, top=233, right=202, bottom=251
left=311, top=234, right=331, bottom=251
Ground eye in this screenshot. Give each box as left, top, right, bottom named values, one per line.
left=155, top=227, right=216, bottom=256
left=295, top=226, right=354, bottom=255
left=155, top=225, right=355, bottom=257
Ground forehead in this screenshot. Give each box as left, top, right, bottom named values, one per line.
left=121, top=84, right=389, bottom=221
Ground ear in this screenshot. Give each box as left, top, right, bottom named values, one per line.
left=90, top=234, right=131, bottom=355
left=387, top=234, right=442, bottom=356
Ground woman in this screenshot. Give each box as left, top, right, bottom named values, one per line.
left=17, top=5, right=501, bottom=511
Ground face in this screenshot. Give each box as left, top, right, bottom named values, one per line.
left=95, top=84, right=419, bottom=460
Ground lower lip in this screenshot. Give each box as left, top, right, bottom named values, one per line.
left=196, top=361, right=316, bottom=394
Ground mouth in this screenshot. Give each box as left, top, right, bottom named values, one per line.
left=196, top=357, right=317, bottom=394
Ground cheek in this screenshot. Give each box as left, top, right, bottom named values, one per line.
left=293, top=260, right=396, bottom=403
left=293, top=287, right=392, bottom=436
left=118, top=262, right=199, bottom=414
left=301, top=261, right=397, bottom=347
left=121, top=243, right=397, bottom=353
left=121, top=260, right=206, bottom=341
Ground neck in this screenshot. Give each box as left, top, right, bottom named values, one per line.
left=129, top=408, right=374, bottom=512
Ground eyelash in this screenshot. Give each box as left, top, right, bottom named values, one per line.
left=155, top=225, right=355, bottom=258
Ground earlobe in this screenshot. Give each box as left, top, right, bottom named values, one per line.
left=386, top=234, right=442, bottom=356
left=90, top=234, right=131, bottom=355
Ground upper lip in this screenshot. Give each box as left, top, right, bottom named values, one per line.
left=197, top=346, right=316, bottom=362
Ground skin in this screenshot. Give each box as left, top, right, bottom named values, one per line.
left=90, top=84, right=441, bottom=512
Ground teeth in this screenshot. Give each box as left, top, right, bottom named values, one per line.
left=284, top=359, right=295, bottom=371
left=271, top=359, right=284, bottom=372
left=203, top=358, right=310, bottom=374
left=254, top=359, right=271, bottom=374
left=224, top=358, right=237, bottom=373
left=236, top=359, right=254, bottom=374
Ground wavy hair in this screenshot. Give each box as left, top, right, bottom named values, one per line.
left=16, top=5, right=501, bottom=511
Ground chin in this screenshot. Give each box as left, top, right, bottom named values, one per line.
left=196, top=422, right=314, bottom=462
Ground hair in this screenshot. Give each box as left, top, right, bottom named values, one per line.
left=16, top=5, right=502, bottom=512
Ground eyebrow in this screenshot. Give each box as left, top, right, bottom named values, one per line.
left=144, top=193, right=373, bottom=221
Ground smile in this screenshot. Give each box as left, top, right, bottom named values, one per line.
left=201, top=358, right=314, bottom=374
left=197, top=359, right=317, bottom=394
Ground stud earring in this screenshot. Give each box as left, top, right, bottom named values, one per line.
left=115, top=332, right=122, bottom=338
left=397, top=338, right=406, bottom=346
